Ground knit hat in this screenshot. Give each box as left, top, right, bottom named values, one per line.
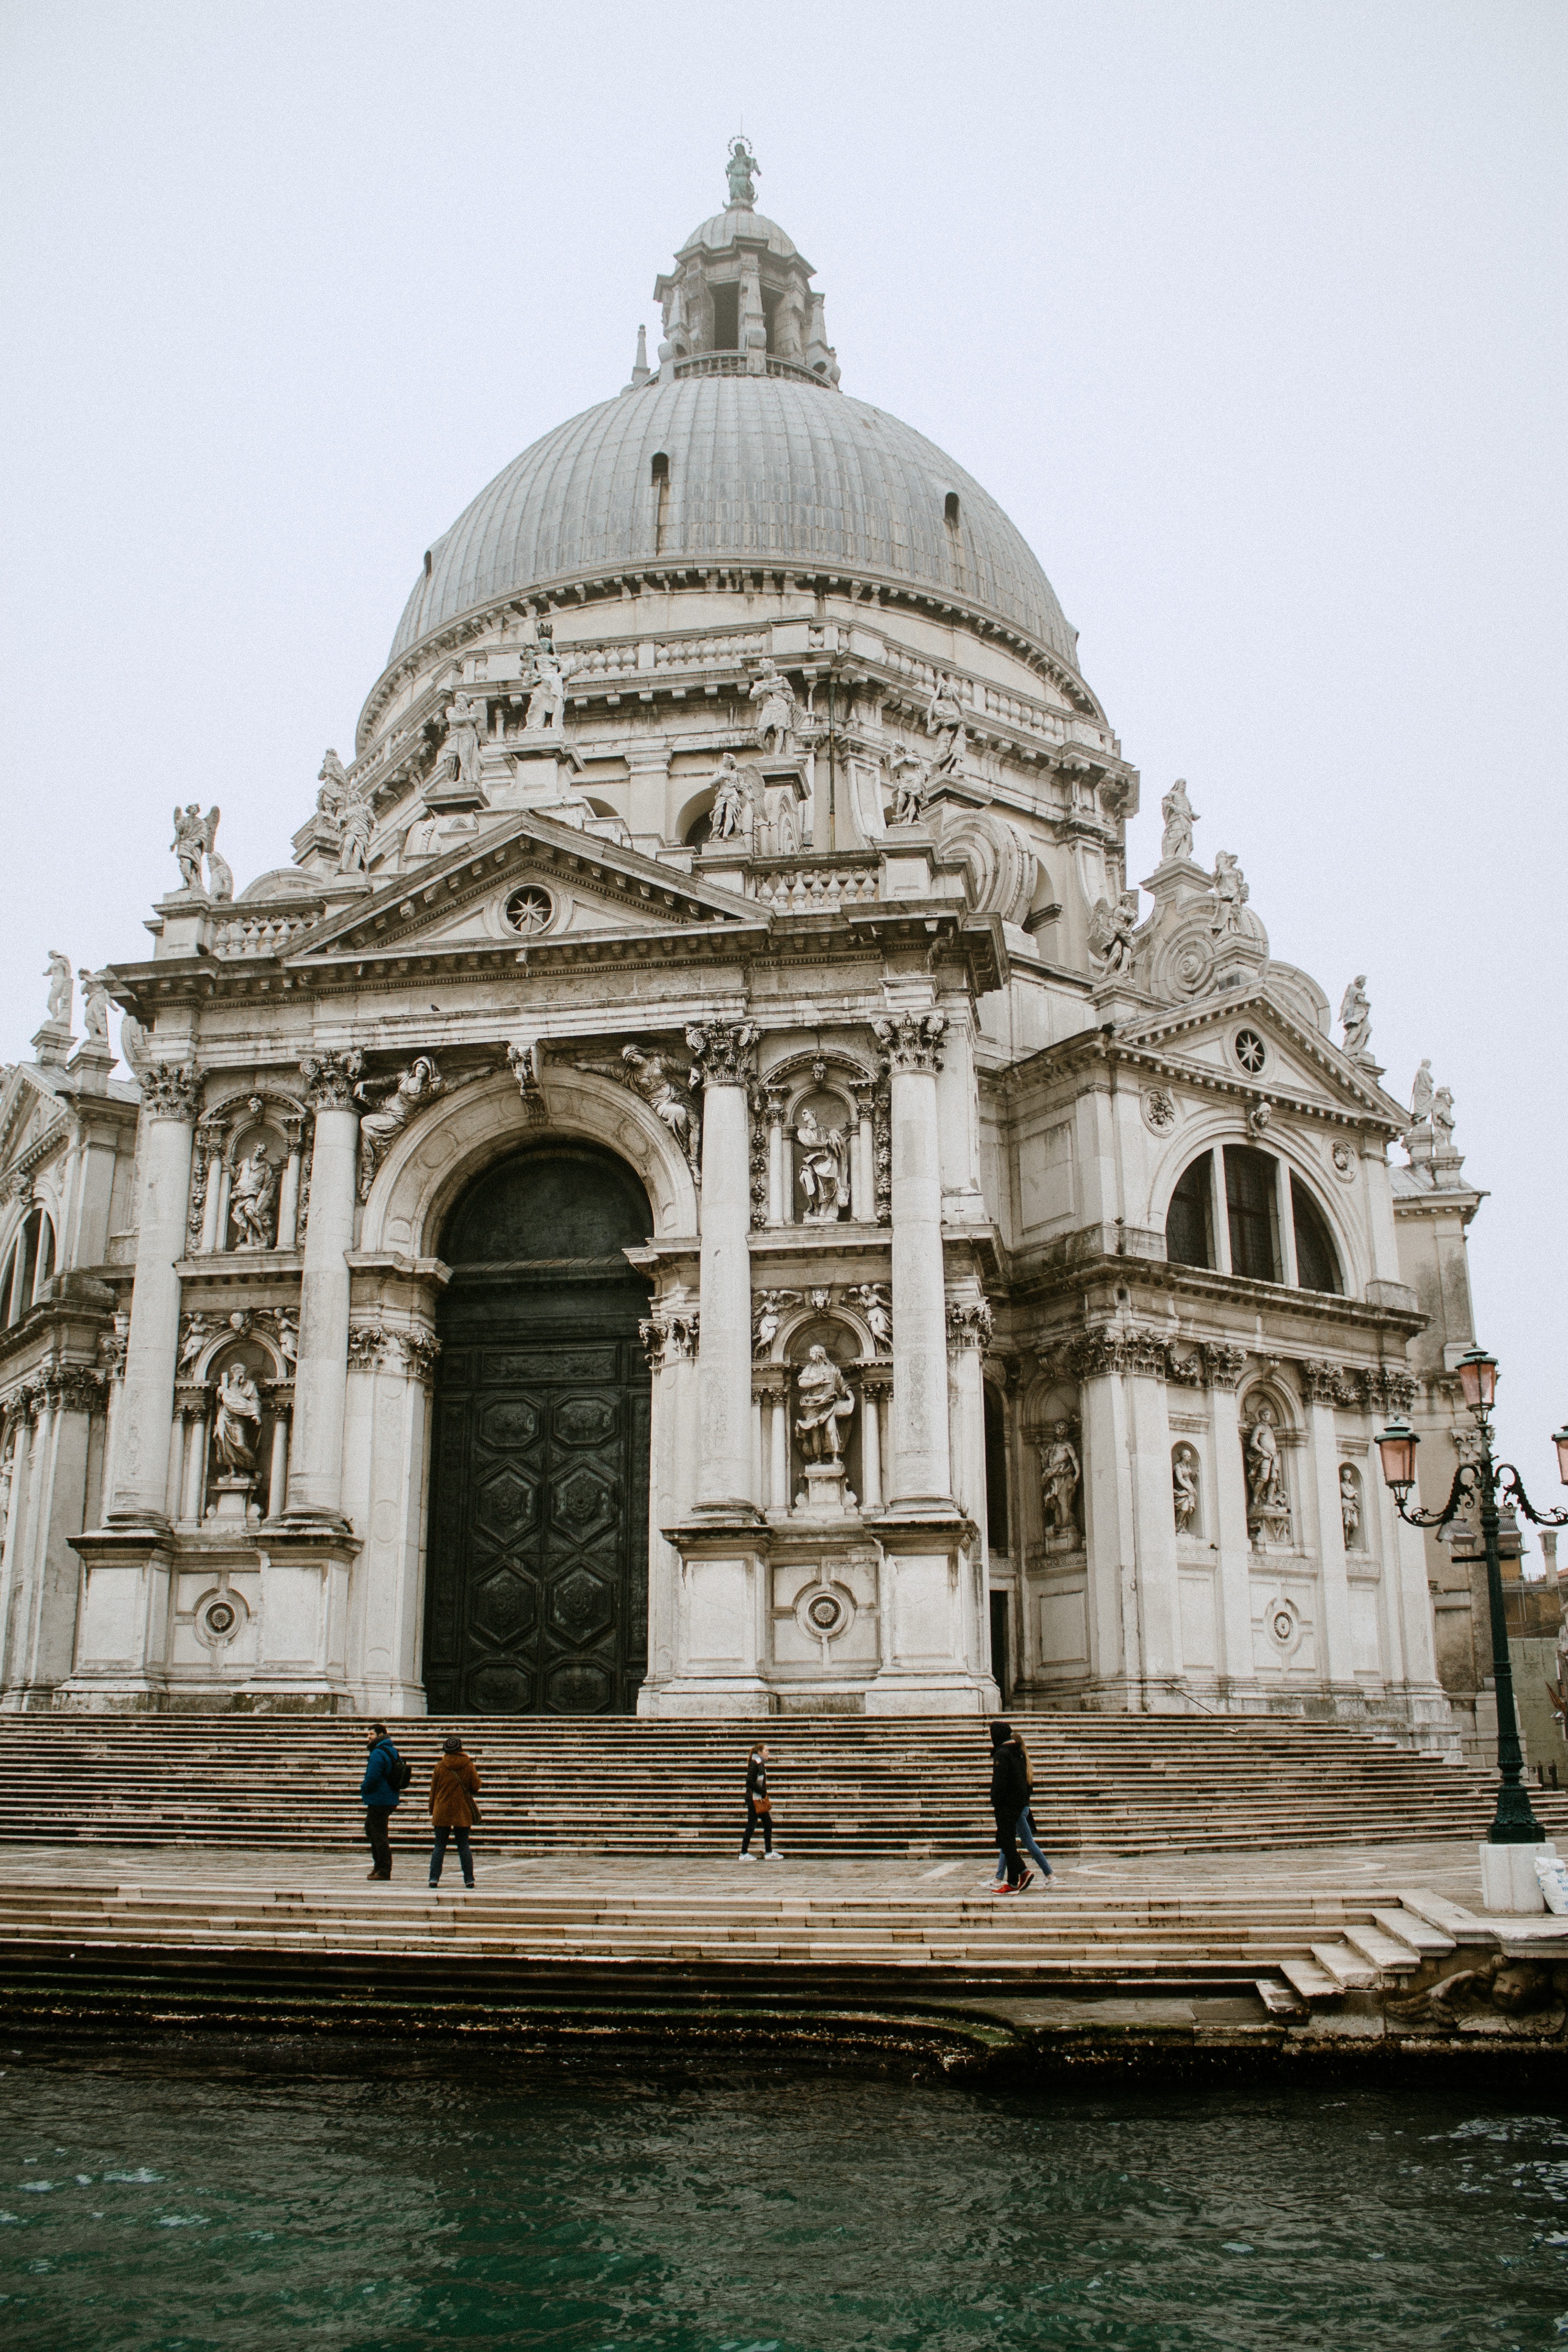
left=442, top=1735, right=463, bottom=1754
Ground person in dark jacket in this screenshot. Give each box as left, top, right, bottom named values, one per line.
left=428, top=1736, right=481, bottom=1889
left=359, top=1722, right=402, bottom=1880
left=991, top=1725, right=1053, bottom=1890
left=739, top=1743, right=777, bottom=1859
left=989, top=1719, right=1032, bottom=1893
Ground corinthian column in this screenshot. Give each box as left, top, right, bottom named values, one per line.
left=688, top=1021, right=760, bottom=1515
left=282, top=1050, right=362, bottom=1526
left=109, top=1063, right=201, bottom=1523
left=875, top=1011, right=953, bottom=1511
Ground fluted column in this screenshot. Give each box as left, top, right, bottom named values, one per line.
left=689, top=1022, right=759, bottom=1514
left=110, top=1063, right=201, bottom=1523
left=284, top=1052, right=362, bottom=1525
left=876, top=1011, right=953, bottom=1511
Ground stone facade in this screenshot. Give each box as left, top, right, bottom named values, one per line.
left=0, top=160, right=1489, bottom=1739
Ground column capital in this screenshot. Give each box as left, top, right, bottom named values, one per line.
left=685, top=1020, right=759, bottom=1087
left=946, top=1300, right=994, bottom=1351
left=1066, top=1325, right=1167, bottom=1380
left=41, top=1364, right=108, bottom=1416
left=1201, top=1341, right=1248, bottom=1391
left=300, top=1048, right=364, bottom=1111
left=873, top=1010, right=945, bottom=1074
left=640, top=1311, right=699, bottom=1370
left=141, top=1062, right=203, bottom=1121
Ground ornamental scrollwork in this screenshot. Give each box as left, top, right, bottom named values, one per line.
left=39, top=1365, right=107, bottom=1415
left=946, top=1300, right=994, bottom=1351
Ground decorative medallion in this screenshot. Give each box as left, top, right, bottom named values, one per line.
left=504, top=884, right=554, bottom=937
left=1233, top=1028, right=1267, bottom=1075
left=1143, top=1088, right=1178, bottom=1134
left=1331, top=1141, right=1355, bottom=1181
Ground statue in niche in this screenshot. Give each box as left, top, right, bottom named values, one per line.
left=1173, top=1445, right=1200, bottom=1534
left=796, top=1106, right=851, bottom=1221
left=620, top=1045, right=700, bottom=1171
left=1340, top=1464, right=1362, bottom=1549
left=925, top=673, right=966, bottom=775
left=889, top=749, right=930, bottom=826
left=1340, top=974, right=1373, bottom=1060
left=317, top=749, right=350, bottom=823
left=1409, top=1058, right=1434, bottom=1128
left=710, top=754, right=751, bottom=840
left=749, top=657, right=797, bottom=758
left=212, top=1361, right=262, bottom=1475
left=1160, top=778, right=1199, bottom=863
left=172, top=803, right=222, bottom=895
left=437, top=692, right=487, bottom=790
left=1245, top=1403, right=1290, bottom=1540
left=1431, top=1085, right=1457, bottom=1147
left=337, top=785, right=374, bottom=874
left=1209, top=851, right=1249, bottom=938
left=1040, top=1422, right=1081, bottom=1536
left=794, top=1346, right=854, bottom=1462
left=77, top=967, right=112, bottom=1043
left=43, top=949, right=72, bottom=1026
left=1088, top=893, right=1139, bottom=977
left=354, top=1057, right=444, bottom=1200
left=727, top=136, right=759, bottom=208
left=228, top=1141, right=279, bottom=1252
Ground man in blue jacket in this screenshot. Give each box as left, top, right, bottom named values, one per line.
left=360, top=1721, right=402, bottom=1880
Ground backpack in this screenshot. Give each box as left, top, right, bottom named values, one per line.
left=391, top=1755, right=415, bottom=1792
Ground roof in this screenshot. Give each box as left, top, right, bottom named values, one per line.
left=388, top=374, right=1078, bottom=667
left=677, top=205, right=801, bottom=262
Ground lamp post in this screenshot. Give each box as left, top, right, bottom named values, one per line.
left=1375, top=1348, right=1568, bottom=1845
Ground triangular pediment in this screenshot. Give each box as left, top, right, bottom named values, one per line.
left=1111, top=986, right=1408, bottom=1129
left=0, top=1065, right=67, bottom=1178
left=285, top=808, right=759, bottom=973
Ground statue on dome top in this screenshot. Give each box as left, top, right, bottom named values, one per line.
left=727, top=137, right=758, bottom=209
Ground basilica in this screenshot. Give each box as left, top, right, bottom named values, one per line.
left=0, top=148, right=1494, bottom=1745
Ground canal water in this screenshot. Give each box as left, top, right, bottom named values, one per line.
left=3, top=2053, right=1567, bottom=2348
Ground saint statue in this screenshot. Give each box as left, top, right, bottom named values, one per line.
left=1340, top=975, right=1373, bottom=1060
left=1409, top=1059, right=1434, bottom=1127
left=795, top=1107, right=850, bottom=1220
left=337, top=787, right=374, bottom=874
left=1340, top=1466, right=1362, bottom=1549
left=354, top=1057, right=444, bottom=1199
left=794, top=1346, right=854, bottom=1463
left=726, top=136, right=759, bottom=209
left=1173, top=1446, right=1200, bottom=1534
left=1245, top=1405, right=1288, bottom=1521
left=710, top=754, right=750, bottom=840
left=1210, top=851, right=1249, bottom=938
left=925, top=673, right=965, bottom=774
left=522, top=627, right=578, bottom=734
left=1430, top=1086, right=1456, bottom=1146
left=43, top=949, right=72, bottom=1027
left=1159, top=778, right=1198, bottom=863
left=438, top=692, right=487, bottom=790
left=620, top=1044, right=699, bottom=1170
left=317, top=748, right=350, bottom=822
left=748, top=657, right=797, bottom=757
left=228, top=1141, right=279, bottom=1251
left=212, top=1362, right=262, bottom=1474
left=1040, top=1422, right=1081, bottom=1534
left=889, top=749, right=930, bottom=826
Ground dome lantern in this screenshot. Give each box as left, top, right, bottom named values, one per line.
left=652, top=143, right=839, bottom=389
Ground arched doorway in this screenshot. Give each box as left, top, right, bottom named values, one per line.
left=423, top=1143, right=653, bottom=1714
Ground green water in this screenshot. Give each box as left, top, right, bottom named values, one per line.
left=3, top=2052, right=1567, bottom=2349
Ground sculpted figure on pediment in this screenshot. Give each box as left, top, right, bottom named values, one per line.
left=1339, top=974, right=1373, bottom=1061
left=43, top=949, right=72, bottom=1026
left=925, top=673, right=966, bottom=775
left=522, top=625, right=577, bottom=735
left=1409, top=1058, right=1434, bottom=1128
left=1159, top=777, right=1198, bottom=863
left=1088, top=892, right=1139, bottom=977
left=1209, top=852, right=1248, bottom=938
left=749, top=657, right=797, bottom=757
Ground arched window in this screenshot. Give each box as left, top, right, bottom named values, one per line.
left=2, top=1208, right=53, bottom=1326
left=1224, top=1146, right=1280, bottom=1283
left=983, top=1384, right=1009, bottom=1553
left=1166, top=1156, right=1215, bottom=1269
left=944, top=491, right=961, bottom=525
left=1291, top=1176, right=1342, bottom=1295
left=650, top=451, right=669, bottom=485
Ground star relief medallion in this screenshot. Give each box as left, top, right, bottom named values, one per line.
left=504, top=884, right=554, bottom=938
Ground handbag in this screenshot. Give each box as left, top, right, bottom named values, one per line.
left=752, top=1793, right=771, bottom=1816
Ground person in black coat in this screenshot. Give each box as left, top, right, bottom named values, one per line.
left=739, top=1743, right=777, bottom=1859
left=989, top=1719, right=1032, bottom=1892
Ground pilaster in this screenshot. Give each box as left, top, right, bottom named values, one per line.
left=108, top=1063, right=200, bottom=1526
left=284, top=1052, right=362, bottom=1527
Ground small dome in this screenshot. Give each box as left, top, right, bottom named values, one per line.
left=389, top=373, right=1077, bottom=667
left=679, top=206, right=799, bottom=262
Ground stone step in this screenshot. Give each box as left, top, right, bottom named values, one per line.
left=1280, top=1955, right=1344, bottom=2002
left=1340, top=1924, right=1423, bottom=1974
left=1370, top=1905, right=1455, bottom=1956
left=1309, top=1941, right=1379, bottom=1991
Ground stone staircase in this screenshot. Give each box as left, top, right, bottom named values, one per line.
left=0, top=1711, right=1556, bottom=1858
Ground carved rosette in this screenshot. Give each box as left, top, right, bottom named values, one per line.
left=141, top=1063, right=202, bottom=1122
left=639, top=1311, right=699, bottom=1371
left=300, top=1048, right=364, bottom=1112
left=872, top=1011, right=945, bottom=1075
left=946, top=1300, right=994, bottom=1351
left=685, top=1021, right=760, bottom=1087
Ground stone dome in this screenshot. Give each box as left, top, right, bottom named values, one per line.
left=388, top=374, right=1078, bottom=668
left=679, top=205, right=800, bottom=260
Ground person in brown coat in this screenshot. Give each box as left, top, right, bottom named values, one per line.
left=427, top=1735, right=481, bottom=1889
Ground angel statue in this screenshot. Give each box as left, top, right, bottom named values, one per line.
left=1159, top=778, right=1199, bottom=863
left=172, top=803, right=220, bottom=894
left=353, top=1056, right=445, bottom=1199
left=42, top=949, right=72, bottom=1026
left=727, top=137, right=759, bottom=209
left=1088, top=892, right=1139, bottom=977
left=212, top=1360, right=262, bottom=1475
left=228, top=1140, right=279, bottom=1251
left=748, top=657, right=797, bottom=758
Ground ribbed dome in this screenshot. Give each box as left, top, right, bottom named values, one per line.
left=389, top=374, right=1077, bottom=666
left=679, top=205, right=799, bottom=260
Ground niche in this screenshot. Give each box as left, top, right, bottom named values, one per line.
left=1172, top=1442, right=1203, bottom=1540
left=784, top=1316, right=863, bottom=1507
left=1339, top=1461, right=1366, bottom=1553
left=790, top=1088, right=856, bottom=1224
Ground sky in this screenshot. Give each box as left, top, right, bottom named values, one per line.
left=1, top=0, right=1563, bottom=1499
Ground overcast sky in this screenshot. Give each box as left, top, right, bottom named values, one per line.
left=2, top=0, right=1562, bottom=1498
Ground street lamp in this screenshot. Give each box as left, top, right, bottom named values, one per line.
left=1376, top=1348, right=1568, bottom=1845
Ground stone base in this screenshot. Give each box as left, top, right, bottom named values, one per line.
left=863, top=1672, right=1000, bottom=1716
left=1479, top=1839, right=1555, bottom=1914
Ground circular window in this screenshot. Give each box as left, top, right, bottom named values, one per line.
left=504, top=885, right=553, bottom=937
left=808, top=1593, right=843, bottom=1632
left=204, top=1599, right=237, bottom=1638
left=1234, top=1028, right=1267, bottom=1074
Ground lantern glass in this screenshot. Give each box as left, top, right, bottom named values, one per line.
left=1457, top=1347, right=1499, bottom=1412
left=1376, top=1418, right=1420, bottom=1495
left=1555, top=1427, right=1568, bottom=1487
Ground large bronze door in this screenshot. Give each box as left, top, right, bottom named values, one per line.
left=423, top=1145, right=653, bottom=1716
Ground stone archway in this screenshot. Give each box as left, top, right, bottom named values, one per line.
left=423, top=1141, right=654, bottom=1715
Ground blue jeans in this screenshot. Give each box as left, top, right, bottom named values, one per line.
left=429, top=1825, right=473, bottom=1886
left=994, top=1808, right=1050, bottom=1879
